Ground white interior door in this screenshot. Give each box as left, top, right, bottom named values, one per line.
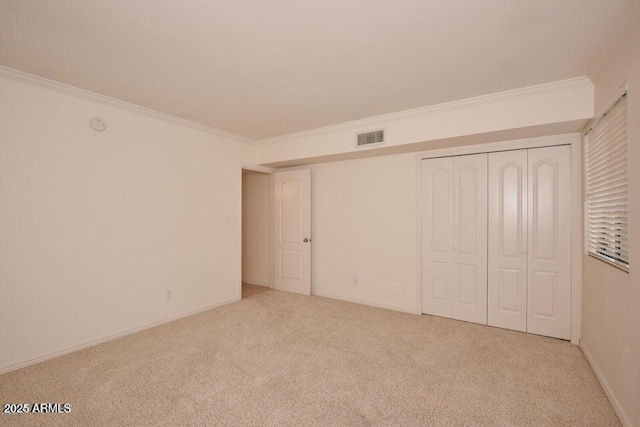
left=422, top=157, right=453, bottom=318
left=273, top=169, right=311, bottom=296
left=488, top=150, right=528, bottom=332
left=451, top=154, right=488, bottom=324
left=527, top=146, right=571, bottom=339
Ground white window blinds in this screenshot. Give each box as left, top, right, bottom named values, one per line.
left=584, top=93, right=629, bottom=270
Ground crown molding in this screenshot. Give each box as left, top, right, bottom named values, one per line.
left=258, top=76, right=593, bottom=145
left=0, top=65, right=592, bottom=147
left=0, top=66, right=257, bottom=145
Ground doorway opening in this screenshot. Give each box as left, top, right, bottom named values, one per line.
left=241, top=168, right=273, bottom=299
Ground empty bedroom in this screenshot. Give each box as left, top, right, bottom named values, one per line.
left=0, top=1, right=639, bottom=426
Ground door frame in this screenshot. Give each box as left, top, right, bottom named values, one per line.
left=238, top=164, right=276, bottom=299
left=414, top=133, right=582, bottom=344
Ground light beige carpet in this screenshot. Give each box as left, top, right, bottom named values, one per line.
left=242, top=283, right=271, bottom=299
left=0, top=290, right=620, bottom=426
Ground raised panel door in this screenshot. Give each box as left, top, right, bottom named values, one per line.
left=527, top=146, right=571, bottom=339
left=488, top=150, right=528, bottom=332
left=273, top=170, right=311, bottom=295
left=451, top=154, right=488, bottom=325
left=422, top=157, right=453, bottom=318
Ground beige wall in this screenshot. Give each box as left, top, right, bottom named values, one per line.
left=305, top=134, right=581, bottom=320
left=0, top=75, right=253, bottom=372
left=581, top=14, right=640, bottom=427
left=308, top=154, right=417, bottom=312
left=242, top=171, right=271, bottom=287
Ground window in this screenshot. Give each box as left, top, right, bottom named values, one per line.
left=584, top=93, right=629, bottom=271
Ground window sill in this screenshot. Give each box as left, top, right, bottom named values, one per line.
left=587, top=252, right=629, bottom=273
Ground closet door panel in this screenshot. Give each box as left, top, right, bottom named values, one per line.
left=451, top=154, right=488, bottom=325
left=527, top=145, right=571, bottom=340
left=488, top=150, right=528, bottom=332
left=422, top=157, right=453, bottom=318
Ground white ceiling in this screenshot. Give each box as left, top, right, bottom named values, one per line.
left=0, top=0, right=631, bottom=140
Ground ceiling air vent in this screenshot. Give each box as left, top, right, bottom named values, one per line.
left=356, top=129, right=385, bottom=147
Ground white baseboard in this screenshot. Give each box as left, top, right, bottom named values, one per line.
left=580, top=341, right=632, bottom=427
left=312, top=291, right=419, bottom=315
left=0, top=296, right=241, bottom=375
left=242, top=278, right=271, bottom=288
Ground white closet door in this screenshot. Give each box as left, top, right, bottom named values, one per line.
left=451, top=154, right=488, bottom=324
left=527, top=146, right=571, bottom=339
left=488, top=150, right=528, bottom=332
left=422, top=157, right=453, bottom=318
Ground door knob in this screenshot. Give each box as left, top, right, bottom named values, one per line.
left=452, top=246, right=457, bottom=251
left=522, top=250, right=528, bottom=255
left=303, top=238, right=309, bottom=243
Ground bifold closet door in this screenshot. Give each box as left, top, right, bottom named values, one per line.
left=422, top=157, right=453, bottom=318
left=488, top=150, right=528, bottom=332
left=451, top=154, right=488, bottom=324
left=527, top=145, right=571, bottom=340
left=487, top=146, right=571, bottom=339
left=422, top=154, right=487, bottom=325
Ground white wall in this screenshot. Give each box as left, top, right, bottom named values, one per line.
left=306, top=134, right=581, bottom=319
left=581, top=13, right=640, bottom=427
left=242, top=171, right=271, bottom=287
left=308, top=153, right=417, bottom=312
left=0, top=74, right=253, bottom=372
